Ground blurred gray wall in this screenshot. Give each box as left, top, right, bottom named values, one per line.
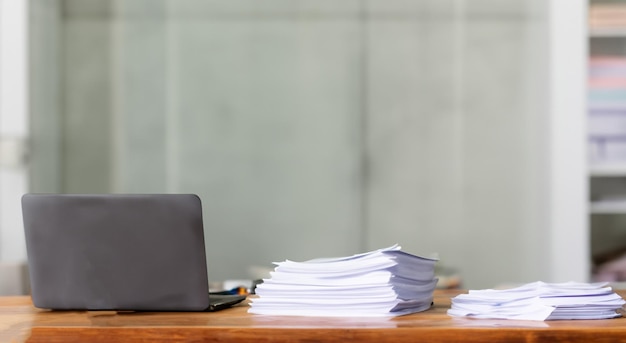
left=30, top=0, right=550, bottom=289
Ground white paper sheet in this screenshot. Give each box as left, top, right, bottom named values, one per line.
left=249, top=245, right=438, bottom=317
left=448, top=281, right=626, bottom=321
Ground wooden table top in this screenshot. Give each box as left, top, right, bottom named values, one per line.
left=2, top=289, right=626, bottom=342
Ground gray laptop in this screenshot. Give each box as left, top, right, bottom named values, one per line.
left=21, top=193, right=245, bottom=311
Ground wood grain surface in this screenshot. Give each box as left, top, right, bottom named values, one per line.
left=1, top=289, right=626, bottom=342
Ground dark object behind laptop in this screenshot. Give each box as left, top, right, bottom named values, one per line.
left=21, top=193, right=245, bottom=311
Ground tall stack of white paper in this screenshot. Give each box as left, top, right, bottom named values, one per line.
left=249, top=245, right=438, bottom=317
left=448, top=281, right=625, bottom=321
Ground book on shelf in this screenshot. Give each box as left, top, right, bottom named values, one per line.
left=588, top=56, right=626, bottom=163
left=589, top=3, right=626, bottom=29
left=248, top=244, right=438, bottom=317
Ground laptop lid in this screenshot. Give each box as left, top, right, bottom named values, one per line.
left=22, top=193, right=214, bottom=311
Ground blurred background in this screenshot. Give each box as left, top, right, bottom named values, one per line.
left=2, top=0, right=614, bottom=295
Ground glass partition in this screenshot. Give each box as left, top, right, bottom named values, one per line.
left=29, top=0, right=557, bottom=288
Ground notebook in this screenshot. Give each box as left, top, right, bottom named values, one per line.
left=21, top=193, right=245, bottom=311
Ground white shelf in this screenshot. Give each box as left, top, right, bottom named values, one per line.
left=590, top=27, right=626, bottom=37
left=589, top=163, right=626, bottom=177
left=590, top=200, right=626, bottom=214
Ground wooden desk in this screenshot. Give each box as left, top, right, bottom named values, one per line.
left=2, top=289, right=626, bottom=343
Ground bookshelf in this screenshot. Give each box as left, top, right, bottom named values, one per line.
left=588, top=0, right=626, bottom=281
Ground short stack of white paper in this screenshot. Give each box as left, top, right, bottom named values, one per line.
left=249, top=245, right=438, bottom=317
left=448, top=281, right=626, bottom=321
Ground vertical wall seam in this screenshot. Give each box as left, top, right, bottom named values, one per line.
left=358, top=0, right=369, bottom=252
left=165, top=0, right=179, bottom=193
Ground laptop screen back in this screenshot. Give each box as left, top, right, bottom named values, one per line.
left=21, top=193, right=211, bottom=311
